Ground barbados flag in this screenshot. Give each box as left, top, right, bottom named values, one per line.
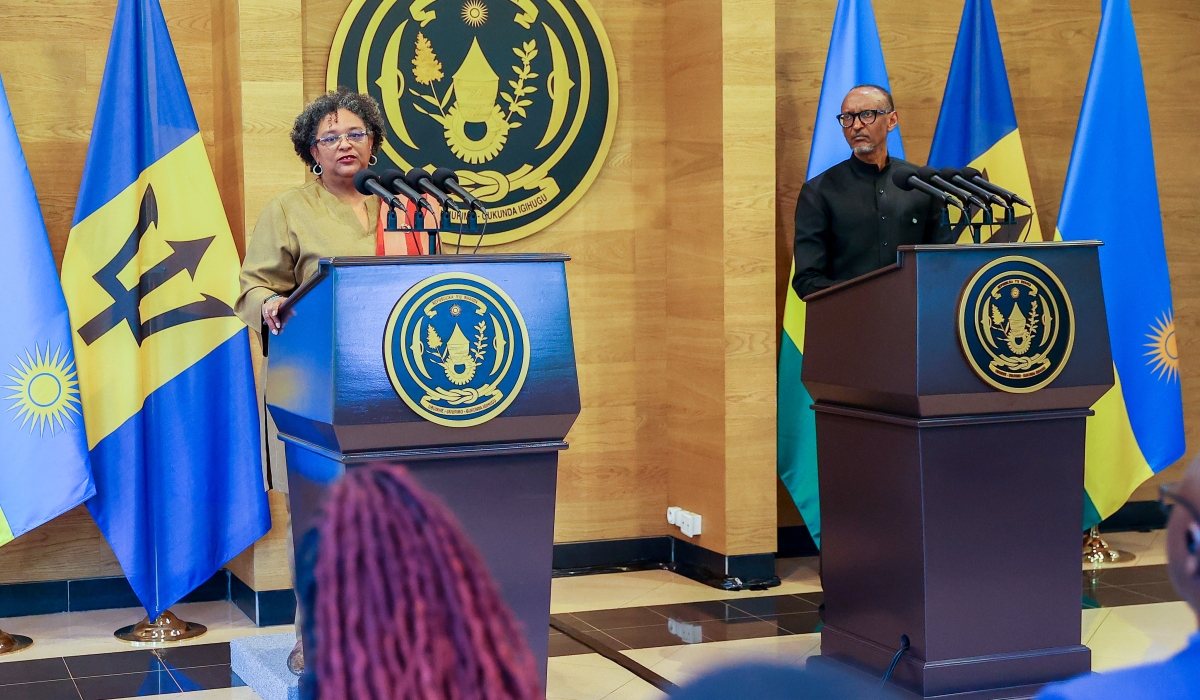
left=61, top=0, right=270, bottom=618
left=1058, top=0, right=1184, bottom=528
left=778, top=0, right=903, bottom=548
left=0, top=75, right=94, bottom=547
left=928, top=0, right=1040, bottom=243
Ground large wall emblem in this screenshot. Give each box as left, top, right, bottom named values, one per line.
left=958, top=256, right=1075, bottom=394
left=384, top=272, right=530, bottom=426
left=328, top=0, right=618, bottom=245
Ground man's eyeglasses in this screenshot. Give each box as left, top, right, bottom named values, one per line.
left=1160, top=482, right=1200, bottom=553
left=315, top=131, right=369, bottom=148
left=836, top=109, right=893, bottom=128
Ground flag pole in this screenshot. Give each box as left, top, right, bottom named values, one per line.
left=1082, top=526, right=1130, bottom=567
left=114, top=610, right=206, bottom=644
left=0, top=628, right=32, bottom=655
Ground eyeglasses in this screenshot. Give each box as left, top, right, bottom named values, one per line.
left=836, top=109, right=893, bottom=128
left=314, top=131, right=369, bottom=148
left=1160, top=482, right=1200, bottom=553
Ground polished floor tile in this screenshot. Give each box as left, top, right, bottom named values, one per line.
left=73, top=669, right=179, bottom=699
left=545, top=651, right=645, bottom=700
left=624, top=634, right=824, bottom=686
left=0, top=656, right=71, bottom=685
left=0, top=679, right=84, bottom=700
left=0, top=601, right=290, bottom=663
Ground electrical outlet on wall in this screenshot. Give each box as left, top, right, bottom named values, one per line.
left=667, top=506, right=702, bottom=538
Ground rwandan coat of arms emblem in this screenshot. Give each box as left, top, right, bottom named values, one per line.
left=328, top=0, right=617, bottom=245
left=958, top=256, right=1076, bottom=394
left=384, top=272, right=530, bottom=426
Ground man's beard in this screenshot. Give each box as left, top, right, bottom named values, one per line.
left=852, top=141, right=877, bottom=155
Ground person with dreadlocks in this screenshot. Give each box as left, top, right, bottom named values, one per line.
left=300, top=462, right=543, bottom=700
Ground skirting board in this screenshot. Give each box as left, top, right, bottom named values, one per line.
left=0, top=499, right=1157, bottom=620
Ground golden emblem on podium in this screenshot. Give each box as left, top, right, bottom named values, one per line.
left=384, top=272, right=530, bottom=426
left=958, top=256, right=1075, bottom=394
left=328, top=0, right=617, bottom=246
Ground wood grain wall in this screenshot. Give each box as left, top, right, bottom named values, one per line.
left=4, top=0, right=1198, bottom=585
left=775, top=0, right=1200, bottom=525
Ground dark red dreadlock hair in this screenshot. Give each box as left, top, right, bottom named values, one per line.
left=313, top=463, right=543, bottom=700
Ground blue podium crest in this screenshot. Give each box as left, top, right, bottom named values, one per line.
left=384, top=272, right=530, bottom=426
left=958, top=255, right=1075, bottom=394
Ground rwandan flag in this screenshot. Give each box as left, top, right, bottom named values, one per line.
left=60, top=0, right=270, bottom=618
left=778, top=0, right=903, bottom=548
left=0, top=75, right=94, bottom=547
left=1058, top=0, right=1184, bottom=528
left=927, top=0, right=1041, bottom=243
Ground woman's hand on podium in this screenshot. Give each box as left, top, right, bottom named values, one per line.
left=262, top=295, right=287, bottom=334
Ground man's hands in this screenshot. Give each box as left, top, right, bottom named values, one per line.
left=262, top=295, right=287, bottom=334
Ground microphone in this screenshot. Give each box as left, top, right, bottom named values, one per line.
left=405, top=168, right=462, bottom=212
left=892, top=167, right=967, bottom=215
left=939, top=167, right=1008, bottom=209
left=961, top=167, right=1032, bottom=208
left=918, top=166, right=986, bottom=210
left=431, top=167, right=489, bottom=214
left=378, top=168, right=435, bottom=212
left=353, top=169, right=406, bottom=211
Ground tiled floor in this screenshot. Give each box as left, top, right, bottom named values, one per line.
left=0, top=529, right=1190, bottom=700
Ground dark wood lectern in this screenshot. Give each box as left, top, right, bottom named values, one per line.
left=803, top=242, right=1113, bottom=699
left=266, top=254, right=580, bottom=691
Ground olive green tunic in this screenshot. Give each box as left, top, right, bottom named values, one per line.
left=237, top=179, right=381, bottom=493
left=235, top=179, right=381, bottom=328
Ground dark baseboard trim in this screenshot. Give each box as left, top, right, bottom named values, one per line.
left=553, top=535, right=781, bottom=591
left=0, top=571, right=229, bottom=619
left=1100, top=500, right=1166, bottom=533
left=0, top=499, right=1159, bottom=621
left=230, top=573, right=296, bottom=627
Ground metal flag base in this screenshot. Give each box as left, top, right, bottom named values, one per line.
left=1083, top=526, right=1133, bottom=567
left=114, top=610, right=207, bottom=645
left=0, top=628, right=33, bottom=655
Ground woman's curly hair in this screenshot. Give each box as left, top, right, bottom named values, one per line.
left=291, top=87, right=386, bottom=167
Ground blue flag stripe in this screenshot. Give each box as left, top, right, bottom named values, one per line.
left=72, top=0, right=198, bottom=227
left=806, top=0, right=903, bottom=178
left=927, top=0, right=1018, bottom=168
left=0, top=74, right=94, bottom=540
left=87, top=332, right=267, bottom=615
left=1058, top=0, right=1184, bottom=471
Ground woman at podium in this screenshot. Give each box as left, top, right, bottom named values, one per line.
left=233, top=86, right=387, bottom=676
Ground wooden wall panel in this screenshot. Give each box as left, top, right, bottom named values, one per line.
left=775, top=1, right=1200, bottom=527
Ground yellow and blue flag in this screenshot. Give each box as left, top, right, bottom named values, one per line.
left=1058, top=0, right=1184, bottom=528
left=0, top=75, right=95, bottom=547
left=61, top=0, right=269, bottom=618
left=779, top=0, right=903, bottom=548
left=928, top=0, right=1040, bottom=243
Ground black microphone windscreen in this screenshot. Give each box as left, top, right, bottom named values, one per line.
left=378, top=168, right=404, bottom=189
left=917, top=165, right=939, bottom=181
left=431, top=167, right=457, bottom=188
left=353, top=168, right=378, bottom=196
left=891, top=168, right=917, bottom=191
left=404, top=168, right=431, bottom=189
left=938, top=166, right=961, bottom=181
left=961, top=166, right=982, bottom=180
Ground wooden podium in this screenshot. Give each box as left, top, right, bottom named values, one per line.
left=266, top=254, right=580, bottom=690
left=802, top=242, right=1113, bottom=699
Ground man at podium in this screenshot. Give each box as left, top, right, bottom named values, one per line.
left=792, top=85, right=953, bottom=299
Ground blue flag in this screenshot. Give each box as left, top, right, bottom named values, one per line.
left=779, top=0, right=903, bottom=548
left=60, top=0, right=269, bottom=618
left=1058, top=0, right=1184, bottom=527
left=0, top=75, right=95, bottom=547
left=927, top=0, right=1041, bottom=242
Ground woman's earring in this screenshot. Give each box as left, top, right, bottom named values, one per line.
left=368, top=155, right=378, bottom=166
left=312, top=163, right=323, bottom=176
